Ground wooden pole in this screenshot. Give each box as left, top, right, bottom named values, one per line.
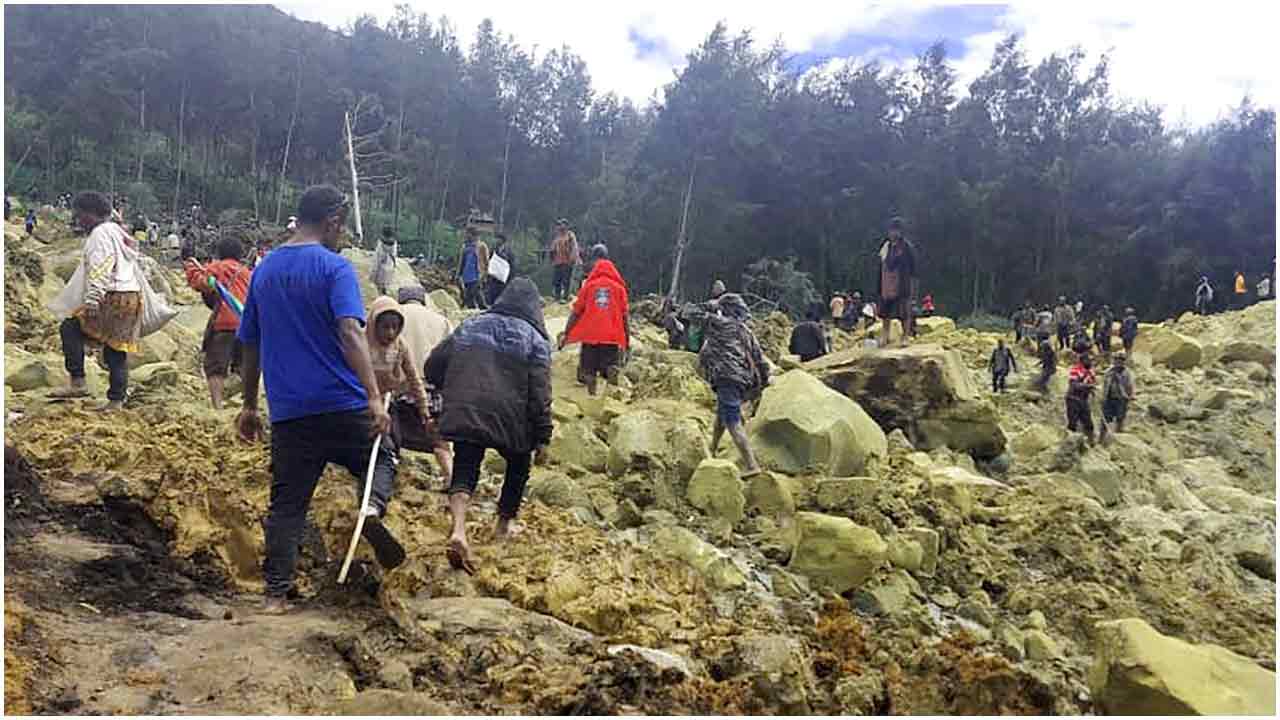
left=344, top=111, right=364, bottom=247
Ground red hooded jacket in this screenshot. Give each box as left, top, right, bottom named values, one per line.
left=566, top=259, right=629, bottom=348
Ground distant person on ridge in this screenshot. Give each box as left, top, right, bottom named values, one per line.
left=235, top=185, right=403, bottom=614
left=829, top=292, right=846, bottom=326
left=839, top=291, right=862, bottom=331
left=559, top=244, right=630, bottom=396
left=1233, top=271, right=1247, bottom=309
left=1119, top=307, right=1139, bottom=354
left=1256, top=274, right=1270, bottom=304
left=456, top=226, right=489, bottom=309
left=789, top=304, right=829, bottom=362
left=877, top=216, right=918, bottom=348
left=184, top=236, right=252, bottom=409
left=696, top=293, right=768, bottom=476
left=549, top=219, right=579, bottom=303
left=1194, top=276, right=1213, bottom=315
left=920, top=293, right=935, bottom=317
left=1094, top=304, right=1114, bottom=354
left=24, top=208, right=37, bottom=236
left=426, top=277, right=553, bottom=574
left=372, top=225, right=397, bottom=297
left=989, top=338, right=1017, bottom=393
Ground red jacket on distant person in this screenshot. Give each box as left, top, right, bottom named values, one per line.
left=185, top=258, right=251, bottom=333
left=565, top=259, right=629, bottom=348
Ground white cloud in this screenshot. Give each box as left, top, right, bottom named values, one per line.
left=279, top=0, right=1276, bottom=125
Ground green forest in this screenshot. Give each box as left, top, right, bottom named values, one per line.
left=4, top=4, right=1275, bottom=319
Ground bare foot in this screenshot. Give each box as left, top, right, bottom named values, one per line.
left=446, top=534, right=476, bottom=575
left=494, top=517, right=523, bottom=541
left=96, top=400, right=124, bottom=412
left=260, top=596, right=292, bottom=615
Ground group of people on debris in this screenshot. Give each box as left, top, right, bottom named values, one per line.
left=1195, top=270, right=1274, bottom=315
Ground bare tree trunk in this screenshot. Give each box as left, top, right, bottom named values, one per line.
left=666, top=155, right=698, bottom=303
left=250, top=89, right=259, bottom=218
left=9, top=143, right=34, bottom=178
left=275, top=51, right=302, bottom=224
left=136, top=87, right=146, bottom=181
left=392, top=94, right=406, bottom=227
left=344, top=111, right=365, bottom=247
left=172, top=80, right=186, bottom=219
left=498, top=117, right=512, bottom=228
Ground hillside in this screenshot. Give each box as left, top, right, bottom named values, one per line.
left=3, top=214, right=1276, bottom=715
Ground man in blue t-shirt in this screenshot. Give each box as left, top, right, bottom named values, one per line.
left=236, top=184, right=403, bottom=614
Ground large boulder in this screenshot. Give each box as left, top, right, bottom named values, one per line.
left=1089, top=618, right=1276, bottom=715
left=1193, top=485, right=1276, bottom=519
left=546, top=421, right=608, bottom=472
left=744, top=472, right=796, bottom=517
left=787, top=512, right=887, bottom=592
left=749, top=370, right=887, bottom=476
left=650, top=526, right=746, bottom=590
left=1133, top=326, right=1202, bottom=370
left=914, top=316, right=955, bottom=336
left=927, top=466, right=1009, bottom=517
left=813, top=344, right=1007, bottom=459
left=4, top=346, right=51, bottom=392
left=605, top=411, right=708, bottom=489
left=1217, top=340, right=1276, bottom=367
left=340, top=247, right=421, bottom=302
left=686, top=459, right=746, bottom=525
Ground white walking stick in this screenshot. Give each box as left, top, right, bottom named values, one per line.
left=338, top=393, right=391, bottom=584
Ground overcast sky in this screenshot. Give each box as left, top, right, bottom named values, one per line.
left=280, top=0, right=1277, bottom=127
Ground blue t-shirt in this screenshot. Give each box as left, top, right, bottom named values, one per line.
left=237, top=243, right=368, bottom=424
left=460, top=243, right=480, bottom=284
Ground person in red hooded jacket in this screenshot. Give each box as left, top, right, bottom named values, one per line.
left=185, top=236, right=252, bottom=409
left=558, top=243, right=630, bottom=396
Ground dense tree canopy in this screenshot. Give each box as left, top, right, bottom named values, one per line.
left=4, top=4, right=1275, bottom=319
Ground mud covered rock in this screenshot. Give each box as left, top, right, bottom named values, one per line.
left=686, top=459, right=745, bottom=525
left=331, top=690, right=453, bottom=715
left=606, top=411, right=708, bottom=486
left=914, top=316, right=955, bottom=335
left=650, top=525, right=746, bottom=590
left=724, top=634, right=813, bottom=714
left=788, top=512, right=886, bottom=592
left=927, top=466, right=1009, bottom=517
left=750, top=370, right=886, bottom=476
left=744, top=472, right=796, bottom=517
left=1133, top=326, right=1202, bottom=370
left=1089, top=618, right=1276, bottom=715
left=814, top=344, right=1007, bottom=459
left=4, top=347, right=51, bottom=391
left=428, top=288, right=460, bottom=314
left=1217, top=340, right=1276, bottom=367
left=547, top=421, right=608, bottom=472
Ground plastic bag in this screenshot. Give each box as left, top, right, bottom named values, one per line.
left=138, top=265, right=179, bottom=337
left=47, top=262, right=86, bottom=319
left=488, top=252, right=511, bottom=283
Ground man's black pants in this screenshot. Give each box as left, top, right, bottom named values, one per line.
left=449, top=441, right=531, bottom=520
left=60, top=317, right=128, bottom=402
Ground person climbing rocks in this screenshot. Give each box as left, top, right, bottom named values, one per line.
left=789, top=304, right=829, bottom=362
left=365, top=295, right=434, bottom=514
left=1195, top=276, right=1213, bottom=315
left=457, top=226, right=489, bottom=309
left=709, top=279, right=727, bottom=302
left=1053, top=296, right=1076, bottom=351
left=1014, top=300, right=1035, bottom=343
left=1102, top=352, right=1136, bottom=433
left=1233, top=270, right=1247, bottom=309
left=184, top=236, right=252, bottom=409
left=425, top=277, right=553, bottom=575
left=877, top=216, right=918, bottom=348
left=371, top=225, right=397, bottom=297
left=1065, top=353, right=1098, bottom=442
left=24, top=207, right=37, bottom=236
left=1258, top=274, right=1271, bottom=303
left=550, top=219, right=579, bottom=303
left=559, top=244, right=630, bottom=396
left=1033, top=332, right=1056, bottom=395
left=829, top=292, right=846, bottom=326
left=661, top=296, right=688, bottom=350
left=839, top=291, right=862, bottom=332
left=48, top=191, right=143, bottom=411
left=1094, top=304, right=1114, bottom=354
left=989, top=338, right=1017, bottom=393
left=695, top=293, right=769, bottom=476
left=1035, top=305, right=1054, bottom=340
left=394, top=286, right=455, bottom=487
left=485, top=232, right=515, bottom=306
left=1119, top=306, right=1139, bottom=354
left=234, top=184, right=403, bottom=614
left=1072, top=323, right=1094, bottom=358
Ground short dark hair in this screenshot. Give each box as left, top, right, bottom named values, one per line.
left=381, top=225, right=394, bottom=238
left=589, top=243, right=608, bottom=260
left=495, top=232, right=508, bottom=243
left=296, top=185, right=348, bottom=224
left=216, top=236, right=243, bottom=260
left=72, top=191, right=112, bottom=219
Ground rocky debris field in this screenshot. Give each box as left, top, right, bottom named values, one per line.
left=4, top=215, right=1276, bottom=715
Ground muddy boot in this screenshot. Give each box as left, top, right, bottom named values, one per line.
left=96, top=400, right=124, bottom=412
left=360, top=509, right=406, bottom=570
left=49, top=378, right=90, bottom=399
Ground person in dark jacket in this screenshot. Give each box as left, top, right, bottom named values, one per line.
left=877, top=216, right=918, bottom=348
left=788, top=305, right=829, bottom=362
left=696, top=293, right=768, bottom=476
left=989, top=338, right=1017, bottom=393
left=425, top=277, right=552, bottom=574
left=1033, top=332, right=1056, bottom=395
left=1119, top=307, right=1139, bottom=354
